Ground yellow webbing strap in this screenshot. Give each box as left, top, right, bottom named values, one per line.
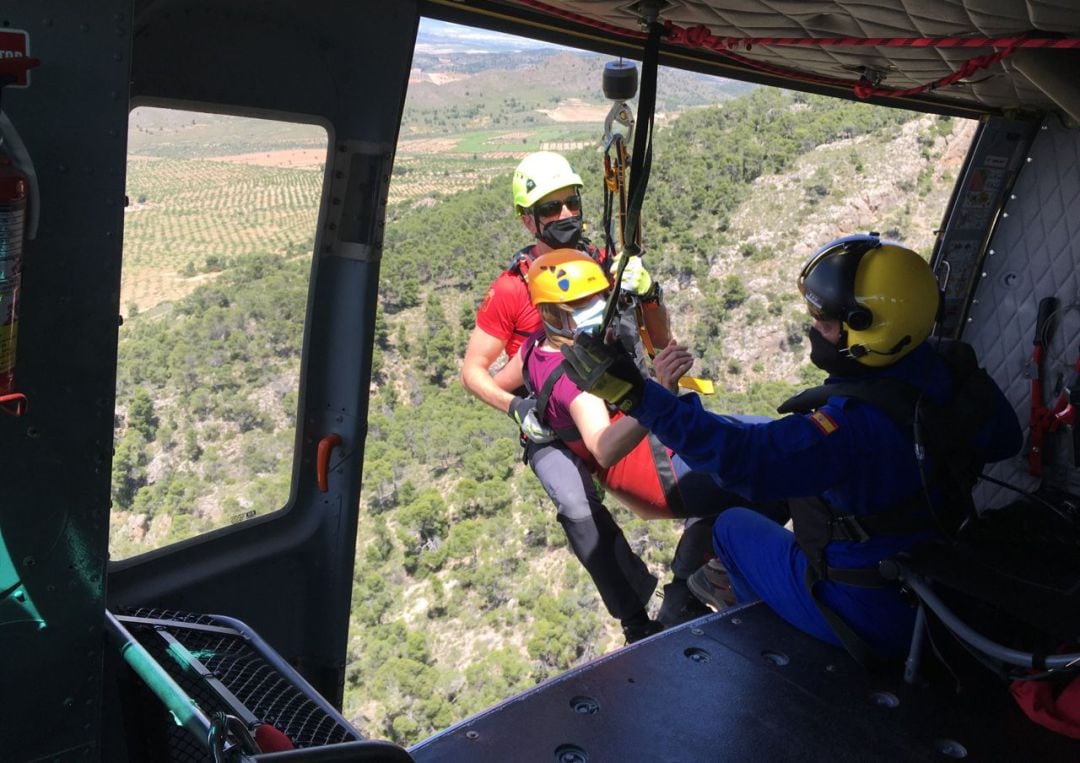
left=635, top=311, right=714, bottom=394
left=678, top=376, right=715, bottom=394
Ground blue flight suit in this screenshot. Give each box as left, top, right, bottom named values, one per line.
left=631, top=342, right=1022, bottom=657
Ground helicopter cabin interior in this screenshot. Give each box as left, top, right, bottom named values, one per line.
left=2, top=0, right=1080, bottom=761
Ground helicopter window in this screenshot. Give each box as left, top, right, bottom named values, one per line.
left=110, top=107, right=327, bottom=559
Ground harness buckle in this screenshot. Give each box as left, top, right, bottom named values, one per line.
left=831, top=514, right=871, bottom=543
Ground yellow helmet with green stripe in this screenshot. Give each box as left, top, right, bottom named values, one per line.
left=512, top=152, right=583, bottom=215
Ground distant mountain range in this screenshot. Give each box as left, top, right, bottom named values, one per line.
left=416, top=19, right=556, bottom=54
left=410, top=20, right=753, bottom=120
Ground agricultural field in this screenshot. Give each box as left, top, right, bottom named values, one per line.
left=128, top=109, right=327, bottom=160
left=123, top=108, right=605, bottom=318
left=389, top=133, right=591, bottom=205
left=123, top=127, right=596, bottom=316
left=123, top=156, right=323, bottom=315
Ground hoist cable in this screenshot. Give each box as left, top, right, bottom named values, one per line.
left=599, top=20, right=661, bottom=338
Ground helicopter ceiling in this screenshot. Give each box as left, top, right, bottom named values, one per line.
left=426, top=0, right=1080, bottom=120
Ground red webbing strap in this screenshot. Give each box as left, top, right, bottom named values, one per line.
left=513, top=0, right=1080, bottom=101
left=1028, top=297, right=1059, bottom=476
left=855, top=44, right=1020, bottom=99
left=665, top=28, right=1080, bottom=51
left=663, top=23, right=1040, bottom=100
left=0, top=392, right=27, bottom=417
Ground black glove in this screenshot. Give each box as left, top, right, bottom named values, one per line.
left=508, top=395, right=536, bottom=426
left=508, top=395, right=556, bottom=444
left=560, top=331, right=646, bottom=413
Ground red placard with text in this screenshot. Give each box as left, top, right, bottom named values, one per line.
left=0, top=30, right=32, bottom=87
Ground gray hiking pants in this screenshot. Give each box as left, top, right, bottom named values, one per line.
left=526, top=439, right=657, bottom=620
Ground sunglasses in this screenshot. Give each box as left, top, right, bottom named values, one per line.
left=534, top=194, right=582, bottom=218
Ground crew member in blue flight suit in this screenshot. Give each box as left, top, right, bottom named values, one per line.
left=559, top=234, right=1022, bottom=660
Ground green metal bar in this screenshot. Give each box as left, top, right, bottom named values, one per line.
left=157, top=628, right=259, bottom=727
left=104, top=610, right=211, bottom=746
left=0, top=527, right=45, bottom=629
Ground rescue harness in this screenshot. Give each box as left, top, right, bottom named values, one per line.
left=518, top=328, right=684, bottom=520
left=519, top=330, right=581, bottom=445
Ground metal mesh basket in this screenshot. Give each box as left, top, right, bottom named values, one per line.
left=120, top=607, right=358, bottom=760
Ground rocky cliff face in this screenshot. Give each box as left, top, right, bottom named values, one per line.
left=665, top=115, right=977, bottom=392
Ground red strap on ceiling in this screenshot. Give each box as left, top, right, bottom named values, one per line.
left=512, top=0, right=1080, bottom=101
left=668, top=27, right=1080, bottom=51
left=662, top=23, right=1039, bottom=99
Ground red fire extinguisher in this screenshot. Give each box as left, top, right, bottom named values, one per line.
left=0, top=151, right=27, bottom=414
left=0, top=63, right=39, bottom=416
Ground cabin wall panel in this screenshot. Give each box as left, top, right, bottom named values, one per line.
left=111, top=0, right=421, bottom=712
left=0, top=2, right=133, bottom=760
left=965, top=118, right=1080, bottom=507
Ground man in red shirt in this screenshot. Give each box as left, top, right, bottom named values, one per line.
left=461, top=152, right=703, bottom=642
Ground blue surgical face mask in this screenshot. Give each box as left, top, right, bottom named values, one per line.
left=569, top=295, right=606, bottom=334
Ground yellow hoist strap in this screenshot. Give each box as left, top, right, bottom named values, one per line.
left=636, top=314, right=715, bottom=395
left=678, top=376, right=715, bottom=395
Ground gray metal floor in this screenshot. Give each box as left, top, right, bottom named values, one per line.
left=410, top=602, right=1078, bottom=762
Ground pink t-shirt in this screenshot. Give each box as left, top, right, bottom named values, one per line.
left=519, top=331, right=677, bottom=520
left=519, top=334, right=582, bottom=435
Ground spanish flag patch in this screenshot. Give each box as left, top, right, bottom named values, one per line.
left=809, top=410, right=839, bottom=436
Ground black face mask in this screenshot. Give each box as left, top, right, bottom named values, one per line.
left=808, top=326, right=870, bottom=378
left=537, top=215, right=583, bottom=250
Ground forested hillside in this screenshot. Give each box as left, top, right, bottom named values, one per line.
left=115, top=77, right=973, bottom=744
left=404, top=48, right=751, bottom=134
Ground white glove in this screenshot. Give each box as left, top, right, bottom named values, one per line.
left=521, top=408, right=557, bottom=444
left=613, top=252, right=653, bottom=297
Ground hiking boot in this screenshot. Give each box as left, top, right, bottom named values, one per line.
left=621, top=618, right=664, bottom=644
left=657, top=579, right=711, bottom=627
left=687, top=558, right=737, bottom=611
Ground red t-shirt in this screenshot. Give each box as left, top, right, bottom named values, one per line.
left=476, top=242, right=608, bottom=358
left=476, top=269, right=542, bottom=358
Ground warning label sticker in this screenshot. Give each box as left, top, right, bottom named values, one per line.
left=0, top=29, right=32, bottom=87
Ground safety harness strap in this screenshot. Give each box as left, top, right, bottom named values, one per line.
left=789, top=495, right=889, bottom=667
left=521, top=331, right=582, bottom=442
left=788, top=496, right=914, bottom=579
left=802, top=563, right=884, bottom=668
left=535, top=359, right=581, bottom=442
left=506, top=244, right=535, bottom=278
left=509, top=241, right=606, bottom=280
left=778, top=378, right=919, bottom=423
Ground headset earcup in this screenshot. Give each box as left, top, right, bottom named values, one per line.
left=846, top=306, right=872, bottom=331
